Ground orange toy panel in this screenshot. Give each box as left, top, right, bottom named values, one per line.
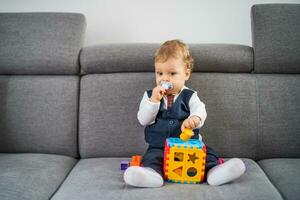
left=130, top=155, right=142, bottom=166
left=164, top=138, right=206, bottom=184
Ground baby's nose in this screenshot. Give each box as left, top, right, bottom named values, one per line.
left=162, top=75, right=170, bottom=81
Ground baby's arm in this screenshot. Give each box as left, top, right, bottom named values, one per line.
left=181, top=92, right=207, bottom=131
left=137, top=91, right=160, bottom=126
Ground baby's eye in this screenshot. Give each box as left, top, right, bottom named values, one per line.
left=170, top=72, right=177, bottom=76
left=156, top=72, right=163, bottom=76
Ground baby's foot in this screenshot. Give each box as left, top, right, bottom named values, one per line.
left=123, top=166, right=164, bottom=188
left=207, top=158, right=246, bottom=186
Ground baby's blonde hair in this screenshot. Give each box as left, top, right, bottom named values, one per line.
left=155, top=39, right=194, bottom=71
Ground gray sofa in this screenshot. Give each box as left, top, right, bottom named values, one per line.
left=0, top=4, right=299, bottom=200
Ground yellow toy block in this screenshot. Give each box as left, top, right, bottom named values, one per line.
left=179, top=128, right=194, bottom=142
left=163, top=137, right=206, bottom=184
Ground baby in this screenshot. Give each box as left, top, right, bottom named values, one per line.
left=124, top=39, right=246, bottom=187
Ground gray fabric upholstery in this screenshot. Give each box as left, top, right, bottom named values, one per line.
left=251, top=4, right=300, bottom=73
left=259, top=159, right=300, bottom=200
left=189, top=44, right=253, bottom=73
left=51, top=158, right=283, bottom=200
left=80, top=44, right=253, bottom=74
left=79, top=73, right=257, bottom=159
left=0, top=76, right=79, bottom=157
left=79, top=73, right=149, bottom=158
left=80, top=44, right=158, bottom=74
left=0, top=13, right=86, bottom=75
left=256, top=75, right=300, bottom=159
left=188, top=73, right=258, bottom=159
left=0, top=153, right=77, bottom=200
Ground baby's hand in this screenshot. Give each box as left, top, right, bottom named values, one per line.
left=150, top=85, right=166, bottom=103
left=181, top=116, right=201, bottom=132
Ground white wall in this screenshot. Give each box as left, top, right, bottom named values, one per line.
left=1, top=0, right=299, bottom=46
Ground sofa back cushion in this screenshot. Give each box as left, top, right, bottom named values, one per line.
left=255, top=75, right=300, bottom=159
left=79, top=73, right=150, bottom=158
left=188, top=74, right=257, bottom=159
left=251, top=4, right=300, bottom=73
left=0, top=76, right=79, bottom=157
left=0, top=13, right=86, bottom=75
left=79, top=73, right=258, bottom=159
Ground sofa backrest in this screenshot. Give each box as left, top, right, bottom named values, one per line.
left=251, top=4, right=300, bottom=159
left=0, top=13, right=86, bottom=157
left=79, top=4, right=300, bottom=160
left=1, top=4, right=299, bottom=161
left=78, top=44, right=258, bottom=159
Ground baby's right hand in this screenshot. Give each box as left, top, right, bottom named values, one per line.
left=150, top=85, right=166, bottom=103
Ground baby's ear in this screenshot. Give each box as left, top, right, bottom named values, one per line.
left=185, top=68, right=191, bottom=79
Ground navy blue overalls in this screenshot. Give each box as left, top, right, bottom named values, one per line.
left=142, top=88, right=219, bottom=178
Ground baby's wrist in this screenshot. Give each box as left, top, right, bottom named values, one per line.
left=150, top=96, right=160, bottom=103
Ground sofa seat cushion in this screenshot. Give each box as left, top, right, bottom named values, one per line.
left=51, top=158, right=282, bottom=200
left=0, top=153, right=77, bottom=200
left=258, top=159, right=300, bottom=200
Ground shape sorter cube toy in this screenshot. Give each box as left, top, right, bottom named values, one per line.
left=163, top=138, right=206, bottom=184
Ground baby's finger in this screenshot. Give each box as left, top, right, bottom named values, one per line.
left=192, top=119, right=197, bottom=128
left=186, top=120, right=191, bottom=128
left=181, top=123, right=185, bottom=132
left=157, top=86, right=166, bottom=95
left=185, top=121, right=191, bottom=130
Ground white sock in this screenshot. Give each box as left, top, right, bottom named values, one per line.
left=123, top=166, right=164, bottom=188
left=207, top=158, right=246, bottom=186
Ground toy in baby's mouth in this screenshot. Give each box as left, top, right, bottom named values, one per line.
left=160, top=81, right=173, bottom=92
left=163, top=129, right=207, bottom=184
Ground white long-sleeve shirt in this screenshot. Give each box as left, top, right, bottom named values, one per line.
left=137, top=86, right=207, bottom=129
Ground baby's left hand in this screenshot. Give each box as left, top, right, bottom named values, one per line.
left=181, top=116, right=201, bottom=132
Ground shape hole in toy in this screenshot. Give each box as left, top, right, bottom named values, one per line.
left=187, top=167, right=197, bottom=177
left=174, top=152, right=184, bottom=162
left=188, top=152, right=199, bottom=164
left=173, top=166, right=183, bottom=176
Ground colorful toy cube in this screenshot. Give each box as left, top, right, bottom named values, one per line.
left=163, top=138, right=206, bottom=184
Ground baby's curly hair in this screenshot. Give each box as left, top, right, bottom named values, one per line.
left=154, top=39, right=194, bottom=71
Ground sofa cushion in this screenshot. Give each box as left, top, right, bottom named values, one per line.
left=80, top=44, right=253, bottom=74
left=188, top=73, right=258, bottom=159
left=0, top=76, right=79, bottom=157
left=51, top=158, right=282, bottom=200
left=0, top=13, right=86, bottom=75
left=255, top=75, right=300, bottom=159
left=0, top=153, right=77, bottom=200
left=79, top=73, right=258, bottom=159
left=251, top=4, right=300, bottom=73
left=79, top=73, right=149, bottom=158
left=79, top=73, right=257, bottom=158
left=258, top=159, right=300, bottom=200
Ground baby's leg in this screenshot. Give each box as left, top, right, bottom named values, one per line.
left=207, top=158, right=246, bottom=186
left=123, top=147, right=164, bottom=188
left=123, top=166, right=163, bottom=187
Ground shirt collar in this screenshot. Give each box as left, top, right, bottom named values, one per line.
left=163, top=85, right=188, bottom=99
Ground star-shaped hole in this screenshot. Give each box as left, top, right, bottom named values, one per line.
left=188, top=152, right=199, bottom=164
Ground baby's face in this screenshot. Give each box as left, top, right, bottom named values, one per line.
left=155, top=58, right=190, bottom=95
